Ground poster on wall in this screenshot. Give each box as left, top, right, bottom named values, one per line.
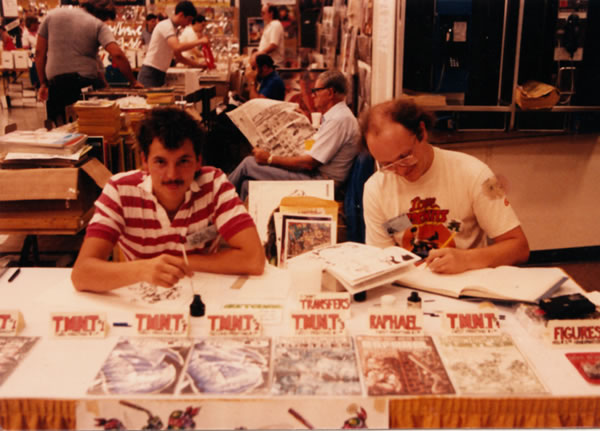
left=1, top=0, right=18, bottom=17
left=247, top=17, right=264, bottom=46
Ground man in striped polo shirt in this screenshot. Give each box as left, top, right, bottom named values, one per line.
left=71, top=108, right=265, bottom=292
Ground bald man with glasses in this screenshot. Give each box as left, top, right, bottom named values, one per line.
left=362, top=99, right=530, bottom=274
left=228, top=70, right=360, bottom=201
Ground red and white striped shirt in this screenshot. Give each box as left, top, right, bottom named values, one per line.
left=86, top=166, right=256, bottom=261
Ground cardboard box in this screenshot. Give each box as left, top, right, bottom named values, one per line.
left=0, top=158, right=111, bottom=234
left=1, top=51, right=14, bottom=69
left=12, top=50, right=28, bottom=69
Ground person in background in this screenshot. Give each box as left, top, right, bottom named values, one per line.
left=228, top=70, right=359, bottom=201
left=245, top=54, right=284, bottom=100
left=253, top=4, right=284, bottom=68
left=141, top=13, right=158, bottom=46
left=138, top=0, right=207, bottom=87
left=362, top=99, right=530, bottom=274
left=35, top=0, right=141, bottom=126
left=22, top=16, right=40, bottom=88
left=71, top=107, right=265, bottom=293
left=178, top=14, right=209, bottom=66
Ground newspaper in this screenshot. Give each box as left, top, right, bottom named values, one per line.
left=226, top=99, right=316, bottom=157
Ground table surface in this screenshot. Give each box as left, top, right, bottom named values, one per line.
left=1, top=266, right=599, bottom=430
left=0, top=266, right=598, bottom=400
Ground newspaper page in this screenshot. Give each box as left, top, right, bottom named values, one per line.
left=226, top=99, right=316, bottom=157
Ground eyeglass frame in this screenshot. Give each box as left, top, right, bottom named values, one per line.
left=310, top=86, right=331, bottom=94
left=379, top=135, right=420, bottom=171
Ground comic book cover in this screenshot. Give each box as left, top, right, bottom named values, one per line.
left=0, top=336, right=38, bottom=386
left=565, top=352, right=600, bottom=385
left=355, top=335, right=455, bottom=396
left=271, top=336, right=362, bottom=396
left=436, top=333, right=547, bottom=394
left=178, top=337, right=272, bottom=395
left=87, top=337, right=192, bottom=395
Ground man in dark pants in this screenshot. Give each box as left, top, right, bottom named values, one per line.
left=35, top=0, right=141, bottom=126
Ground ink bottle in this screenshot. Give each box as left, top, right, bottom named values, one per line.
left=407, top=291, right=422, bottom=309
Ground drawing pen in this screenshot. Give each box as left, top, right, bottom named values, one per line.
left=423, top=312, right=439, bottom=317
left=112, top=322, right=131, bottom=327
left=8, top=268, right=21, bottom=283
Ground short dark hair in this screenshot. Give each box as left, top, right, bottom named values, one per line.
left=255, top=54, right=274, bottom=69
left=267, top=5, right=280, bottom=20
left=361, top=99, right=435, bottom=143
left=317, top=70, right=348, bottom=95
left=192, top=15, right=206, bottom=25
left=175, top=0, right=197, bottom=18
left=81, top=0, right=116, bottom=21
left=137, top=107, right=204, bottom=157
left=145, top=13, right=157, bottom=21
left=25, top=16, right=39, bottom=30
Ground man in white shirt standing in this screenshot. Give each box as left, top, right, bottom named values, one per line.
left=253, top=4, right=285, bottom=68
left=178, top=15, right=209, bottom=65
left=138, top=1, right=206, bottom=87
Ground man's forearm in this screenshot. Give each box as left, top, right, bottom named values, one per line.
left=187, top=246, right=265, bottom=276
left=71, top=258, right=146, bottom=292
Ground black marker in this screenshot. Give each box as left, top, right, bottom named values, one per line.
left=112, top=322, right=131, bottom=327
left=8, top=268, right=21, bottom=283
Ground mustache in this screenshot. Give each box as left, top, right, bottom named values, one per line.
left=162, top=180, right=184, bottom=186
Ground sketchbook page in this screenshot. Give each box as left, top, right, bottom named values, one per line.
left=436, top=333, right=547, bottom=394
left=395, top=265, right=569, bottom=303
left=226, top=99, right=315, bottom=156
left=290, top=242, right=420, bottom=286
left=355, top=335, right=455, bottom=396
left=248, top=180, right=334, bottom=243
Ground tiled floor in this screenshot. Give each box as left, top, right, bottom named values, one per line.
left=0, top=102, right=598, bottom=292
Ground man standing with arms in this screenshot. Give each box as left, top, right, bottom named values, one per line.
left=362, top=99, right=530, bottom=274
left=228, top=70, right=360, bottom=201
left=138, top=1, right=207, bottom=87
left=71, top=107, right=265, bottom=292
left=35, top=0, right=141, bottom=126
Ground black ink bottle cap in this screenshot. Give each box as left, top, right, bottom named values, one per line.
left=190, top=294, right=205, bottom=317
left=407, top=291, right=422, bottom=309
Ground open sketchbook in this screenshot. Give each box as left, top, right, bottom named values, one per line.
left=393, top=265, right=569, bottom=303
left=288, top=242, right=421, bottom=294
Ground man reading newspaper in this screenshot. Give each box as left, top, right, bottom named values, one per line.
left=228, top=70, right=360, bottom=201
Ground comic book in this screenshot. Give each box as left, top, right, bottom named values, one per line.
left=355, top=335, right=455, bottom=396
left=0, top=336, right=39, bottom=386
left=87, top=337, right=192, bottom=395
left=178, top=337, right=272, bottom=395
left=271, top=336, right=362, bottom=396
left=435, top=333, right=547, bottom=394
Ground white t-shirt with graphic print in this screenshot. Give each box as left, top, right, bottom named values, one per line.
left=363, top=147, right=521, bottom=256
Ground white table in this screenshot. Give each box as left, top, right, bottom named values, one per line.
left=0, top=267, right=599, bottom=429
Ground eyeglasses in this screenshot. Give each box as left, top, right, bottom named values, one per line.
left=311, top=86, right=330, bottom=94
left=379, top=138, right=419, bottom=171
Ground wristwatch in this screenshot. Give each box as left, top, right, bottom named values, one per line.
left=267, top=154, right=273, bottom=165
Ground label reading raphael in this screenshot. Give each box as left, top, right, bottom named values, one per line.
left=367, top=309, right=423, bottom=335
